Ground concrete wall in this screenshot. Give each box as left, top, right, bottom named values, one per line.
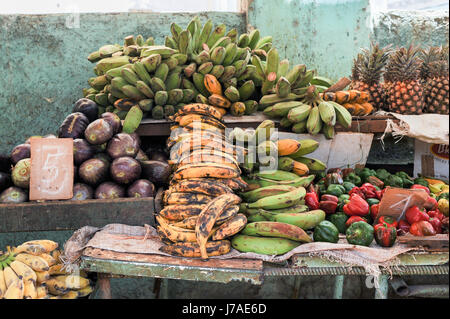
left=0, top=12, right=245, bottom=155
left=246, top=0, right=373, bottom=81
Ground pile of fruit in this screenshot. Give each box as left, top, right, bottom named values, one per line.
left=309, top=168, right=449, bottom=247
left=0, top=240, right=93, bottom=299
left=350, top=43, right=449, bottom=115
left=156, top=103, right=251, bottom=259
left=83, top=16, right=358, bottom=140
left=0, top=98, right=171, bottom=203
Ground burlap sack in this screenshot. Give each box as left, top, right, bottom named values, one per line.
left=376, top=111, right=449, bottom=145
left=64, top=223, right=416, bottom=279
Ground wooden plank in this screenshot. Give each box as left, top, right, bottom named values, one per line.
left=81, top=247, right=264, bottom=284
left=136, top=113, right=397, bottom=136
left=0, top=197, right=155, bottom=233
left=398, top=234, right=449, bottom=250
left=83, top=247, right=263, bottom=270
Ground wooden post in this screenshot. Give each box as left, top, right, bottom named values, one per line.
left=97, top=273, right=112, bottom=299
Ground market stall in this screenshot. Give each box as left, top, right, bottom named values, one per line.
left=0, top=13, right=448, bottom=300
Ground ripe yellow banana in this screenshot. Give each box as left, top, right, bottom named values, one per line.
left=19, top=240, right=58, bottom=253
left=35, top=271, right=50, bottom=284
left=10, top=260, right=37, bottom=283
left=3, top=278, right=24, bottom=299
left=46, top=278, right=71, bottom=296
left=76, top=285, right=94, bottom=298
left=2, top=266, right=20, bottom=287
left=54, top=275, right=90, bottom=290
left=23, top=280, right=37, bottom=299
left=38, top=253, right=57, bottom=267
left=196, top=194, right=242, bottom=260
left=14, top=253, right=49, bottom=272
left=14, top=243, right=47, bottom=256
left=36, top=285, right=48, bottom=299
left=60, top=291, right=79, bottom=299
left=48, top=264, right=70, bottom=276
left=0, top=268, right=6, bottom=298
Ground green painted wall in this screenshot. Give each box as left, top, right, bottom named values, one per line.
left=0, top=12, right=245, bottom=155
left=247, top=0, right=373, bottom=81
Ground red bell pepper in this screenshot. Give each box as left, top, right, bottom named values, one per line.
left=348, top=186, right=365, bottom=199
left=397, top=220, right=411, bottom=236
left=410, top=184, right=430, bottom=194
left=319, top=200, right=338, bottom=214
left=423, top=196, right=438, bottom=211
left=343, top=193, right=370, bottom=217
left=376, top=189, right=386, bottom=200
left=305, top=192, right=319, bottom=210
left=405, top=206, right=430, bottom=225
left=378, top=216, right=398, bottom=228
left=360, top=183, right=378, bottom=199
left=427, top=210, right=445, bottom=222
left=370, top=203, right=380, bottom=221
left=428, top=218, right=442, bottom=234
left=321, top=194, right=339, bottom=203
left=345, top=216, right=367, bottom=227
left=374, top=223, right=397, bottom=247
left=410, top=221, right=436, bottom=236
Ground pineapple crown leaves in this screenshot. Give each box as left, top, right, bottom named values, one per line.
left=420, top=46, right=443, bottom=79
left=385, top=45, right=422, bottom=83
left=355, top=43, right=392, bottom=85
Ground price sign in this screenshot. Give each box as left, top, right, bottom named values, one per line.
left=29, top=138, right=74, bottom=201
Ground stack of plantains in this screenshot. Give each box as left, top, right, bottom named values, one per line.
left=156, top=103, right=249, bottom=259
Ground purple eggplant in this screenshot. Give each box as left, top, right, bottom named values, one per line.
left=110, top=157, right=141, bottom=185
left=106, top=133, right=139, bottom=159
left=95, top=182, right=125, bottom=199
left=127, top=179, right=155, bottom=198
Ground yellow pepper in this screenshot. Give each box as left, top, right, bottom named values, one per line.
left=438, top=198, right=449, bottom=217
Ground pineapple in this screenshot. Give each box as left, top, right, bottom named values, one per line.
left=350, top=44, right=391, bottom=110
left=384, top=45, right=425, bottom=114
left=421, top=46, right=449, bottom=114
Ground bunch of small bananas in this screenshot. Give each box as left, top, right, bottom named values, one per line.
left=0, top=240, right=93, bottom=299
left=84, top=17, right=276, bottom=123
left=155, top=103, right=250, bottom=259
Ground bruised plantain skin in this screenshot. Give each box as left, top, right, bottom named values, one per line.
left=169, top=178, right=233, bottom=197
left=158, top=204, right=206, bottom=221
left=160, top=240, right=231, bottom=258
left=195, top=194, right=241, bottom=260
left=163, top=192, right=214, bottom=205
left=175, top=103, right=223, bottom=121
left=172, top=205, right=239, bottom=229
left=172, top=164, right=240, bottom=181
left=212, top=213, right=247, bottom=240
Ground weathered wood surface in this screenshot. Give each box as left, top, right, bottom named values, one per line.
left=81, top=247, right=264, bottom=284
left=397, top=234, right=449, bottom=251
left=0, top=197, right=155, bottom=233
left=136, top=114, right=397, bottom=136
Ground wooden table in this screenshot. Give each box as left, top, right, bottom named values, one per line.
left=135, top=114, right=397, bottom=136
left=80, top=247, right=448, bottom=299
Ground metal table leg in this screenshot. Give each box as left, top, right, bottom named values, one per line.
left=374, top=275, right=389, bottom=299
left=161, top=278, right=170, bottom=299
left=97, top=273, right=112, bottom=299
left=333, top=275, right=345, bottom=299
left=292, top=276, right=302, bottom=299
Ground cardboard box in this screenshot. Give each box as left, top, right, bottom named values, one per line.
left=413, top=140, right=449, bottom=182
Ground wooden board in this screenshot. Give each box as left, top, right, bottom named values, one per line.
left=397, top=234, right=449, bottom=250
left=83, top=247, right=263, bottom=271
left=0, top=197, right=155, bottom=233
left=136, top=113, right=398, bottom=136
left=30, top=138, right=74, bottom=200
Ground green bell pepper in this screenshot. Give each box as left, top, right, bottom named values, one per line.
left=317, top=179, right=327, bottom=194
left=314, top=171, right=326, bottom=183
left=413, top=178, right=429, bottom=188
left=344, top=173, right=362, bottom=186
left=329, top=212, right=349, bottom=234
left=438, top=192, right=449, bottom=201
left=402, top=178, right=414, bottom=188
left=359, top=168, right=377, bottom=183
left=384, top=174, right=404, bottom=188
left=342, top=181, right=356, bottom=193
left=313, top=221, right=339, bottom=243
left=346, top=221, right=374, bottom=246
left=366, top=198, right=380, bottom=206
left=326, top=184, right=346, bottom=197
left=375, top=168, right=390, bottom=182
